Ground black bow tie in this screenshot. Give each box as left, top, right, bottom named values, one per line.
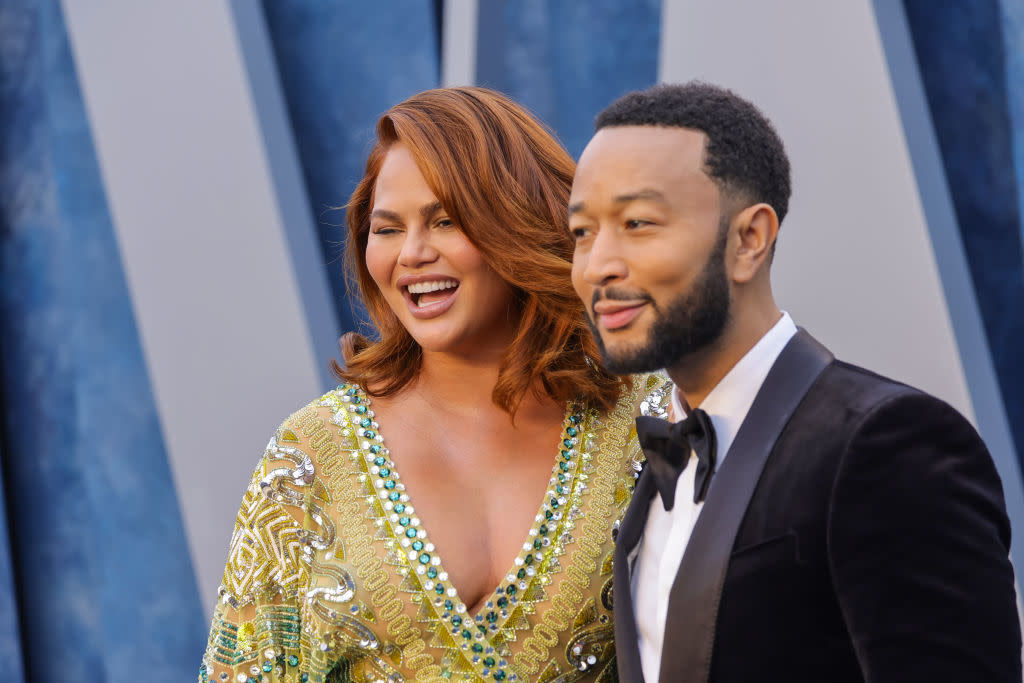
left=635, top=408, right=718, bottom=510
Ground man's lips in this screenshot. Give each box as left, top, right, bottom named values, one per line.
left=592, top=300, right=649, bottom=330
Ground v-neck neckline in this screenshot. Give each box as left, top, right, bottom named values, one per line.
left=328, top=383, right=590, bottom=680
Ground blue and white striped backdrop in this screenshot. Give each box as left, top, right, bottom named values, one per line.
left=1, top=1, right=1021, bottom=680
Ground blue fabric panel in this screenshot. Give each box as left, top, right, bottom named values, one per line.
left=1000, top=0, right=1024, bottom=253
left=0, top=1, right=205, bottom=681
left=0, top=445, right=25, bottom=682
left=903, top=0, right=1024, bottom=468
left=475, top=0, right=660, bottom=159
left=259, top=1, right=440, bottom=336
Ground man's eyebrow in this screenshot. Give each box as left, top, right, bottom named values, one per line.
left=614, top=189, right=670, bottom=205
left=568, top=190, right=669, bottom=217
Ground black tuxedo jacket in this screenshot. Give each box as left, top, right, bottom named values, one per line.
left=614, top=330, right=1021, bottom=682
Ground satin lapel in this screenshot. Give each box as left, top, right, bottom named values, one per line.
left=614, top=467, right=657, bottom=683
left=658, top=329, right=833, bottom=683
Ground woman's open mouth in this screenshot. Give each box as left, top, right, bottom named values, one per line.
left=402, top=278, right=460, bottom=318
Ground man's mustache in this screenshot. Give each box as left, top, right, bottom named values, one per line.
left=591, top=288, right=655, bottom=309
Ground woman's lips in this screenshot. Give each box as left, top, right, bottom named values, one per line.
left=593, top=301, right=648, bottom=330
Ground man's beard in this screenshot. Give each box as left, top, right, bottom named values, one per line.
left=589, top=228, right=731, bottom=374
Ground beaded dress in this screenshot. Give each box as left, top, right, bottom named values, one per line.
left=200, top=374, right=670, bottom=683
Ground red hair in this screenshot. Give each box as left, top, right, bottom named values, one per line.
left=334, top=87, right=621, bottom=414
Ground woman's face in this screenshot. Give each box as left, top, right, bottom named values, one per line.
left=365, top=143, right=517, bottom=358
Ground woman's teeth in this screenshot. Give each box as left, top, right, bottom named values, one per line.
left=407, top=280, right=458, bottom=294
left=408, top=280, right=458, bottom=307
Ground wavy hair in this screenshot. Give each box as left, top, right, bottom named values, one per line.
left=333, top=87, right=622, bottom=414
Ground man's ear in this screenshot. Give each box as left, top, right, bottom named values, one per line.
left=729, top=203, right=778, bottom=284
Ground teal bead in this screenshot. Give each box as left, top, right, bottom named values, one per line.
left=384, top=480, right=396, bottom=490
left=288, top=655, right=299, bottom=666
left=435, top=584, right=445, bottom=595
left=533, top=538, right=542, bottom=550
left=550, top=498, right=559, bottom=509
left=462, top=629, right=472, bottom=639
left=394, top=503, right=406, bottom=514
left=378, top=467, right=390, bottom=478
left=557, top=473, right=566, bottom=483
left=494, top=671, right=507, bottom=681
left=427, top=567, right=437, bottom=578
left=563, top=438, right=574, bottom=448
left=301, top=675, right=309, bottom=682
left=472, top=643, right=484, bottom=653
left=360, top=417, right=372, bottom=428
left=352, top=395, right=361, bottom=403
left=355, top=405, right=367, bottom=414
left=370, top=444, right=382, bottom=454
left=263, top=663, right=273, bottom=672
left=555, top=485, right=565, bottom=495
left=405, top=528, right=417, bottom=538
left=452, top=615, right=463, bottom=626
left=560, top=450, right=572, bottom=460
left=484, top=656, right=495, bottom=667
left=412, top=541, right=424, bottom=551
left=373, top=455, right=386, bottom=465
left=566, top=427, right=578, bottom=437
left=497, top=596, right=508, bottom=608
left=444, top=599, right=454, bottom=610
left=364, top=429, right=376, bottom=439
left=486, top=611, right=498, bottom=623
left=524, top=554, right=534, bottom=565
left=558, top=461, right=569, bottom=473
left=398, top=516, right=410, bottom=526
left=545, top=509, right=554, bottom=520
left=538, top=524, right=548, bottom=535
left=419, top=553, right=431, bottom=564
left=517, top=568, right=526, bottom=579
left=505, top=584, right=517, bottom=596
left=346, top=386, right=357, bottom=395
left=570, top=414, right=581, bottom=424
left=389, top=491, right=400, bottom=501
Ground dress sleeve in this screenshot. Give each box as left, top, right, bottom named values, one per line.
left=200, top=431, right=312, bottom=683
left=828, top=392, right=1021, bottom=681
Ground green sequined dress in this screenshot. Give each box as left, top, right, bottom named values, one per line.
left=200, top=374, right=669, bottom=683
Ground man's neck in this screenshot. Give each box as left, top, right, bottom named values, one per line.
left=668, top=306, right=783, bottom=408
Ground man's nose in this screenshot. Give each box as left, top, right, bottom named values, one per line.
left=582, top=228, right=629, bottom=286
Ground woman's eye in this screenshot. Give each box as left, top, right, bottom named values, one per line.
left=570, top=226, right=589, bottom=240
left=625, top=219, right=650, bottom=229
left=435, top=217, right=455, bottom=229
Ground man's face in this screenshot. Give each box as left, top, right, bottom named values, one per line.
left=569, top=126, right=731, bottom=374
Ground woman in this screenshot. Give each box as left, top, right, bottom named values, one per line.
left=200, top=87, right=669, bottom=683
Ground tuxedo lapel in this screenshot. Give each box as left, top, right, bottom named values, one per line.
left=658, top=329, right=833, bottom=683
left=614, top=468, right=656, bottom=683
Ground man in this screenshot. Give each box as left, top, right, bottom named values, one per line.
left=569, top=82, right=1021, bottom=682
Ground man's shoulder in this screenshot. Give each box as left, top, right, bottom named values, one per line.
left=801, top=357, right=971, bottom=435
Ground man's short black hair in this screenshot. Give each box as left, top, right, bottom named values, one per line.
left=595, top=82, right=791, bottom=224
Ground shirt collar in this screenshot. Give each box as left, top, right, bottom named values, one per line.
left=670, top=312, right=798, bottom=467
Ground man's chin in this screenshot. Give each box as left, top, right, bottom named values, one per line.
left=600, top=345, right=665, bottom=375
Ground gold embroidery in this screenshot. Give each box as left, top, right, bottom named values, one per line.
left=200, top=376, right=671, bottom=683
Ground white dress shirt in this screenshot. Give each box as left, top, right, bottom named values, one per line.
left=631, top=313, right=797, bottom=682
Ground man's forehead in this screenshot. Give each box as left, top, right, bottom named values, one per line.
left=572, top=126, right=711, bottom=200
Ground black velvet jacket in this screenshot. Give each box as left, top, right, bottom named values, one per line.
left=614, top=330, right=1021, bottom=683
